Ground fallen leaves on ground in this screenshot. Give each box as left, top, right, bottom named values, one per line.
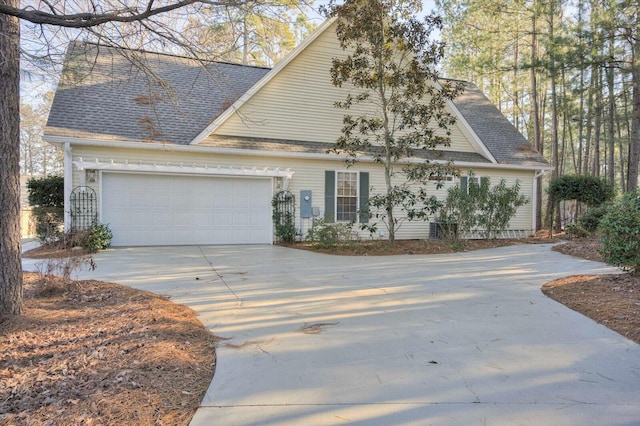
left=542, top=273, right=640, bottom=344
left=283, top=234, right=559, bottom=256
left=551, top=237, right=604, bottom=262
left=0, top=272, right=219, bottom=426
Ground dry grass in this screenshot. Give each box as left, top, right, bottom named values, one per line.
left=0, top=273, right=219, bottom=426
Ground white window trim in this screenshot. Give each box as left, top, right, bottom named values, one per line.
left=335, top=170, right=360, bottom=223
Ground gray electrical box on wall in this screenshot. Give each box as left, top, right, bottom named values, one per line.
left=300, top=190, right=312, bottom=218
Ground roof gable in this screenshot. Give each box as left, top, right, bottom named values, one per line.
left=196, top=20, right=546, bottom=167
left=190, top=18, right=338, bottom=145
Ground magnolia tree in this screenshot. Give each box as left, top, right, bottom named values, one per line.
left=323, top=0, right=463, bottom=243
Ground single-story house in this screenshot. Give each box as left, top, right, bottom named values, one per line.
left=43, top=18, right=551, bottom=247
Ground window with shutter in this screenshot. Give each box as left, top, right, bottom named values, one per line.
left=460, top=176, right=487, bottom=195
left=324, top=170, right=369, bottom=223
left=337, top=171, right=358, bottom=222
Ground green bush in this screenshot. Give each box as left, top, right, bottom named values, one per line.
left=306, top=219, right=357, bottom=248
left=272, top=191, right=297, bottom=243
left=577, top=205, right=608, bottom=233
left=438, top=171, right=528, bottom=240
left=81, top=223, right=113, bottom=253
left=564, top=222, right=590, bottom=238
left=598, top=191, right=640, bottom=274
left=273, top=211, right=297, bottom=243
left=548, top=174, right=614, bottom=206
left=31, top=207, right=64, bottom=242
left=27, top=175, right=64, bottom=207
left=27, top=175, right=64, bottom=241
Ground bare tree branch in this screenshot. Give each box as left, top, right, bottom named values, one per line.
left=0, top=0, right=236, bottom=28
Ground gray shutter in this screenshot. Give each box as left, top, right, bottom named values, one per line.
left=324, top=171, right=335, bottom=223
left=461, top=176, right=468, bottom=193
left=480, top=177, right=490, bottom=187
left=359, top=172, right=369, bottom=223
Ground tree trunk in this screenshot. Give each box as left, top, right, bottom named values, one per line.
left=576, top=0, right=586, bottom=174
left=0, top=0, right=23, bottom=317
left=530, top=11, right=543, bottom=231
left=592, top=64, right=603, bottom=177
left=628, top=73, right=640, bottom=192
left=606, top=36, right=616, bottom=185
left=549, top=4, right=561, bottom=232
left=620, top=79, right=630, bottom=192
left=627, top=39, right=640, bottom=192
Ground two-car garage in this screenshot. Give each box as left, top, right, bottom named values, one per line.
left=101, top=173, right=273, bottom=246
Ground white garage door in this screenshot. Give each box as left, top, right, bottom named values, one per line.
left=102, top=173, right=273, bottom=246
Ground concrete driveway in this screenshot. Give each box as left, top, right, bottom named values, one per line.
left=23, top=244, right=640, bottom=425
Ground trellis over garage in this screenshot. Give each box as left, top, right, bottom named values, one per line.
left=44, top=18, right=551, bottom=247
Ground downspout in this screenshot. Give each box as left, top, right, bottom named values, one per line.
left=63, top=142, right=73, bottom=232
left=532, top=169, right=546, bottom=233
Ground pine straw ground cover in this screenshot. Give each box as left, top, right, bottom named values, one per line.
left=546, top=239, right=640, bottom=344
left=0, top=272, right=218, bottom=426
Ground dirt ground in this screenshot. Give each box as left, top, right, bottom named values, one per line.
left=0, top=272, right=219, bottom=426
left=7, top=235, right=636, bottom=425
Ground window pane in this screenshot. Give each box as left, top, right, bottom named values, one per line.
left=336, top=171, right=358, bottom=222
left=337, top=197, right=357, bottom=221
left=337, top=172, right=357, bottom=196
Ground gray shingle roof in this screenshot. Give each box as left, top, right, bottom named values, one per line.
left=453, top=82, right=548, bottom=166
left=46, top=43, right=548, bottom=168
left=46, top=42, right=270, bottom=145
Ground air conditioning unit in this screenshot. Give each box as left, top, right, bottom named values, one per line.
left=429, top=222, right=457, bottom=240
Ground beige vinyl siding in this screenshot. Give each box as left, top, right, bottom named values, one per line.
left=214, top=21, right=478, bottom=155
left=71, top=145, right=536, bottom=240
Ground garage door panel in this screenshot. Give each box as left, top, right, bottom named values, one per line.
left=102, top=173, right=272, bottom=246
left=215, top=195, right=232, bottom=209
left=193, top=212, right=212, bottom=227
left=232, top=212, right=249, bottom=226
left=194, top=195, right=213, bottom=209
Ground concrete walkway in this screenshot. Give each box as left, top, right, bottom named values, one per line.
left=22, top=244, right=640, bottom=425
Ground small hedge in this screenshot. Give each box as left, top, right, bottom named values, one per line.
left=548, top=174, right=614, bottom=206
left=578, top=205, right=608, bottom=233
left=599, top=191, right=640, bottom=274
left=27, top=175, right=64, bottom=241
left=81, top=223, right=113, bottom=253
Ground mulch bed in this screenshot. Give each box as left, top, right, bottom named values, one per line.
left=283, top=235, right=559, bottom=256
left=0, top=272, right=219, bottom=426
left=542, top=273, right=640, bottom=344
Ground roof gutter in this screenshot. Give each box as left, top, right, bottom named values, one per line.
left=44, top=135, right=553, bottom=172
